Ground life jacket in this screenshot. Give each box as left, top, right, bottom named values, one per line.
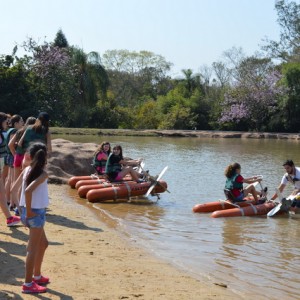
left=5, top=127, right=17, bottom=155
left=225, top=173, right=243, bottom=191
left=92, top=151, right=108, bottom=174
left=105, top=153, right=122, bottom=174
left=0, top=133, right=7, bottom=158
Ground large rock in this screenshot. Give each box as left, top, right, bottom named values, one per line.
left=47, top=139, right=97, bottom=184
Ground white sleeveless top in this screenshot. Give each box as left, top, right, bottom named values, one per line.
left=19, top=166, right=49, bottom=209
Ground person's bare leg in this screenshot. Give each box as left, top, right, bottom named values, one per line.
left=25, top=228, right=43, bottom=283
left=244, top=184, right=259, bottom=201
left=0, top=177, right=11, bottom=219
left=33, top=229, right=48, bottom=277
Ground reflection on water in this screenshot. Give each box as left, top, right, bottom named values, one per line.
left=57, top=134, right=300, bottom=299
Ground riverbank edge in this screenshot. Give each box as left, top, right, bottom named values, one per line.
left=50, top=127, right=300, bottom=140
left=0, top=184, right=238, bottom=300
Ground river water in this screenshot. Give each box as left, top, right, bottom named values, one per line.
left=57, top=134, right=300, bottom=300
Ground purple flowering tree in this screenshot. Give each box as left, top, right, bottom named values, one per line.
left=219, top=64, right=285, bottom=130
left=21, top=38, right=76, bottom=124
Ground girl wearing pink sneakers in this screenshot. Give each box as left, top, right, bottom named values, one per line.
left=12, top=142, right=50, bottom=294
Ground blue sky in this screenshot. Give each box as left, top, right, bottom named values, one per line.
left=1, top=0, right=282, bottom=76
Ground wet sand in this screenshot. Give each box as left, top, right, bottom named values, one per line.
left=0, top=184, right=239, bottom=300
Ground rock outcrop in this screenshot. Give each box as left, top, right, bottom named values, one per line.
left=47, top=139, right=97, bottom=184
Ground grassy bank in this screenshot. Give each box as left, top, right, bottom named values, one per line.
left=50, top=127, right=300, bottom=140
left=50, top=127, right=156, bottom=136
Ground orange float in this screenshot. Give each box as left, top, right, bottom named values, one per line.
left=87, top=180, right=168, bottom=203
left=211, top=202, right=276, bottom=218
left=75, top=178, right=107, bottom=190
left=68, top=175, right=105, bottom=188
left=192, top=197, right=257, bottom=213
left=78, top=180, right=135, bottom=198
left=69, top=174, right=132, bottom=189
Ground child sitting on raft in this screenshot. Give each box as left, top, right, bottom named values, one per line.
left=92, top=141, right=111, bottom=175
left=105, top=145, right=144, bottom=183
left=224, top=162, right=262, bottom=202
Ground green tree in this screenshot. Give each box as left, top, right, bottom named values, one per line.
left=134, top=100, right=160, bottom=129
left=68, top=48, right=109, bottom=127
left=262, top=0, right=300, bottom=62
left=54, top=29, right=69, bottom=48
left=102, top=50, right=172, bottom=106
left=280, top=62, right=300, bottom=131
left=0, top=55, right=33, bottom=116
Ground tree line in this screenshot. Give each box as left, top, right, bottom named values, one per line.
left=1, top=0, right=299, bottom=132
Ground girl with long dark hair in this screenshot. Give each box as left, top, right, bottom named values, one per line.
left=12, top=142, right=50, bottom=294
left=105, top=145, right=143, bottom=182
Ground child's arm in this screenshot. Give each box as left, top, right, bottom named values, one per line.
left=120, top=158, right=142, bottom=166
left=46, top=132, right=52, bottom=154
left=25, top=171, right=48, bottom=217
left=8, top=133, right=17, bottom=156
left=11, top=169, right=24, bottom=194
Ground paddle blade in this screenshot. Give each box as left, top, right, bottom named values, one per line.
left=156, top=166, right=168, bottom=182
left=136, top=161, right=145, bottom=173
left=145, top=166, right=168, bottom=197
left=145, top=181, right=157, bottom=197
left=267, top=203, right=282, bottom=217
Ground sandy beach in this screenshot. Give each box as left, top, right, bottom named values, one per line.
left=0, top=184, right=239, bottom=300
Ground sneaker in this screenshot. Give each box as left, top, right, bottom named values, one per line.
left=14, top=208, right=19, bottom=216
left=6, top=216, right=21, bottom=227
left=22, top=282, right=47, bottom=294
left=137, top=179, right=146, bottom=183
left=33, top=275, right=50, bottom=285
left=257, top=197, right=267, bottom=204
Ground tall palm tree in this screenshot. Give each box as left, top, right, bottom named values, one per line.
left=71, top=47, right=109, bottom=106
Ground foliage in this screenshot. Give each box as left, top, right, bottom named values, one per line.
left=280, top=62, right=300, bottom=131
left=54, top=29, right=69, bottom=48
left=262, top=0, right=300, bottom=62
left=102, top=50, right=173, bottom=106
left=0, top=55, right=33, bottom=116
left=1, top=21, right=300, bottom=132
left=219, top=68, right=284, bottom=130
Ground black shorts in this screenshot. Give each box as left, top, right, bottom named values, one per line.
left=291, top=199, right=300, bottom=208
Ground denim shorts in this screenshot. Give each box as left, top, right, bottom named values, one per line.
left=234, top=193, right=245, bottom=202
left=20, top=207, right=46, bottom=228
left=5, top=154, right=14, bottom=167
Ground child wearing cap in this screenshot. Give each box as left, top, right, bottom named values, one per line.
left=18, top=112, right=52, bottom=169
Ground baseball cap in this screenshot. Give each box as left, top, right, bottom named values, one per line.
left=38, top=112, right=50, bottom=122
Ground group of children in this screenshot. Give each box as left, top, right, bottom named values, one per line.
left=0, top=111, right=52, bottom=294
left=92, top=142, right=146, bottom=183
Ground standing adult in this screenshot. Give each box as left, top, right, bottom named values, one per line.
left=270, top=160, right=300, bottom=213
